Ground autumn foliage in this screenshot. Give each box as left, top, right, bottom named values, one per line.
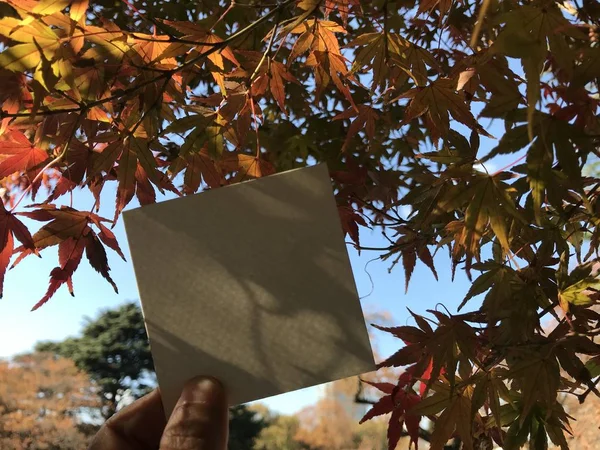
left=0, top=352, right=99, bottom=449
left=1, top=0, right=600, bottom=448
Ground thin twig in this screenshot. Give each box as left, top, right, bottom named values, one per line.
left=130, top=33, right=218, bottom=46
left=211, top=2, right=236, bottom=32
left=250, top=18, right=280, bottom=82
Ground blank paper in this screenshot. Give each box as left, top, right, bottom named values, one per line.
left=123, top=163, right=375, bottom=417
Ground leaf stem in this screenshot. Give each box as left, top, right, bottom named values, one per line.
left=491, top=154, right=527, bottom=176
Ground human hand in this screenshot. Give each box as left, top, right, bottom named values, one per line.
left=89, top=377, right=228, bottom=450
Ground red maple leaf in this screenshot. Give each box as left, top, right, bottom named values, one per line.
left=338, top=205, right=367, bottom=246
left=0, top=130, right=49, bottom=198
left=360, top=378, right=422, bottom=450
left=0, top=200, right=35, bottom=297
left=13, top=205, right=123, bottom=310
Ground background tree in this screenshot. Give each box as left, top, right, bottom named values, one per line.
left=36, top=301, right=155, bottom=419
left=1, top=0, right=600, bottom=448
left=295, top=378, right=402, bottom=450
left=0, top=352, right=99, bottom=449
left=228, top=405, right=269, bottom=450
left=252, top=406, right=310, bottom=450
left=295, top=396, right=361, bottom=449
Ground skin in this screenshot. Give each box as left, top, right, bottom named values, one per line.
left=88, top=377, right=229, bottom=450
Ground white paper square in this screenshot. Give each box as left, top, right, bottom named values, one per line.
left=123, top=163, right=375, bottom=417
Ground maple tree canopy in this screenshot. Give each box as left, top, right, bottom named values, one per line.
left=1, top=0, right=600, bottom=448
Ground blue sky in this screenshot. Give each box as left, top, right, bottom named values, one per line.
left=0, top=116, right=510, bottom=415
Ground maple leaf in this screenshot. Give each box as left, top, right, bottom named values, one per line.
left=289, top=19, right=356, bottom=108
left=507, top=349, right=561, bottom=424
left=59, top=140, right=93, bottom=185
left=115, top=142, right=137, bottom=219
left=397, top=78, right=491, bottom=143
left=389, top=34, right=440, bottom=87
left=0, top=16, right=58, bottom=44
left=17, top=207, right=90, bottom=251
left=402, top=248, right=416, bottom=293
left=360, top=378, right=422, bottom=449
left=347, top=31, right=437, bottom=92
left=346, top=32, right=390, bottom=91
left=307, top=50, right=356, bottom=108
left=337, top=205, right=367, bottom=246
left=333, top=105, right=379, bottom=151
left=457, top=261, right=516, bottom=311
left=574, top=47, right=600, bottom=87
left=0, top=34, right=58, bottom=72
left=182, top=147, right=223, bottom=194
left=160, top=19, right=239, bottom=66
left=420, top=359, right=434, bottom=397
left=437, top=174, right=525, bottom=276
left=69, top=0, right=89, bottom=23
left=32, top=234, right=87, bottom=311
left=324, top=0, right=359, bottom=26
left=0, top=200, right=35, bottom=297
left=85, top=232, right=118, bottom=293
left=161, top=20, right=239, bottom=94
left=73, top=64, right=104, bottom=101
left=228, top=52, right=299, bottom=114
left=133, top=164, right=156, bottom=206
left=376, top=310, right=478, bottom=395
left=162, top=113, right=220, bottom=160
left=31, top=0, right=70, bottom=16
left=556, top=254, right=600, bottom=311
left=0, top=130, right=49, bottom=198
left=412, top=384, right=475, bottom=450
left=0, top=16, right=60, bottom=70
left=493, top=4, right=587, bottom=139
left=89, top=141, right=123, bottom=178
left=113, top=137, right=173, bottom=220
left=14, top=205, right=121, bottom=309
left=483, top=111, right=588, bottom=222
left=220, top=153, right=275, bottom=181
left=79, top=23, right=129, bottom=63
left=417, top=0, right=454, bottom=18
left=133, top=34, right=174, bottom=65
left=380, top=227, right=439, bottom=291
left=269, top=60, right=299, bottom=114
left=90, top=216, right=125, bottom=261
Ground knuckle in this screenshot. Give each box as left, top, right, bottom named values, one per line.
left=160, top=401, right=219, bottom=449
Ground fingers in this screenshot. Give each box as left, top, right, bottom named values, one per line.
left=160, top=377, right=229, bottom=450
left=88, top=377, right=228, bottom=450
left=88, top=389, right=167, bottom=450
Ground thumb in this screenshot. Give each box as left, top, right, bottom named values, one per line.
left=160, top=377, right=229, bottom=450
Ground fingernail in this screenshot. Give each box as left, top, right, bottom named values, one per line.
left=180, top=376, right=225, bottom=404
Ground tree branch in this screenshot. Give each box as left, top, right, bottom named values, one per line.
left=1, top=0, right=297, bottom=120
